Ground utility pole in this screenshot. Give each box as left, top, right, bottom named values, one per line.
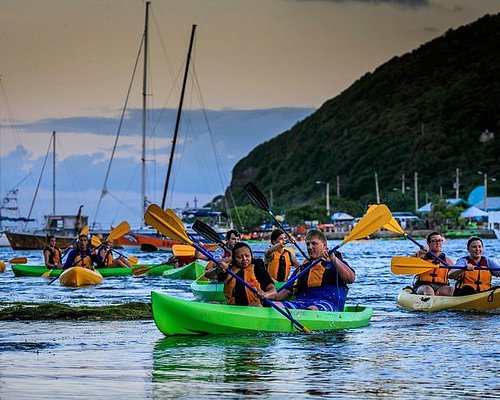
left=455, top=168, right=460, bottom=199
left=414, top=172, right=418, bottom=213
left=375, top=172, right=380, bottom=204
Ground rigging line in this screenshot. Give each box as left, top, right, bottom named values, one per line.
left=93, top=34, right=145, bottom=227
left=24, top=135, right=52, bottom=229
left=0, top=78, right=38, bottom=191
left=106, top=162, right=142, bottom=227
left=190, top=66, right=243, bottom=229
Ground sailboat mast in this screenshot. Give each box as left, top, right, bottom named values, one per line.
left=141, top=1, right=150, bottom=228
left=161, top=24, right=197, bottom=209
left=52, top=131, right=56, bottom=215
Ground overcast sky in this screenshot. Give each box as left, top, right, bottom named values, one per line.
left=0, top=0, right=499, bottom=229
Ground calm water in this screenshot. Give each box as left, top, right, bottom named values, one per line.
left=0, top=239, right=499, bottom=399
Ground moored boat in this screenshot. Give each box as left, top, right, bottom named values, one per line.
left=191, top=275, right=286, bottom=302
left=162, top=261, right=206, bottom=280
left=115, top=231, right=180, bottom=252
left=12, top=264, right=154, bottom=277
left=396, top=287, right=500, bottom=312
left=59, top=267, right=103, bottom=287
left=151, top=291, right=373, bottom=336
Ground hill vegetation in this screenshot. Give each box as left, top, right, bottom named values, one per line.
left=222, top=13, right=500, bottom=226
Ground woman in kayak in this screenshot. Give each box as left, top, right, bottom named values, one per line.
left=264, top=229, right=300, bottom=282
left=205, top=242, right=276, bottom=306
left=96, top=237, right=133, bottom=268
left=271, top=229, right=355, bottom=312
left=413, top=231, right=455, bottom=296
left=63, top=234, right=102, bottom=270
left=44, top=235, right=63, bottom=269
left=449, top=236, right=500, bottom=296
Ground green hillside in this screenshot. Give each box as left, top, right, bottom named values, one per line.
left=227, top=13, right=500, bottom=216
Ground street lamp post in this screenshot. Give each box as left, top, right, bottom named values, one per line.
left=316, top=181, right=330, bottom=218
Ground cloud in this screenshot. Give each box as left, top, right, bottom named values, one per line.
left=1, top=107, right=314, bottom=226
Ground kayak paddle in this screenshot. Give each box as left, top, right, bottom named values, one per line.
left=192, top=220, right=232, bottom=253
left=144, top=204, right=311, bottom=333
left=278, top=204, right=392, bottom=293
left=244, top=182, right=309, bottom=261
left=391, top=256, right=500, bottom=275
left=91, top=235, right=139, bottom=265
left=172, top=244, right=196, bottom=256
left=367, top=206, right=450, bottom=268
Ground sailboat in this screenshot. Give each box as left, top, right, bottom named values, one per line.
left=4, top=132, right=87, bottom=250
left=94, top=3, right=199, bottom=252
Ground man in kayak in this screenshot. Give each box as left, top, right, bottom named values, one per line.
left=449, top=236, right=500, bottom=296
left=44, top=235, right=63, bottom=269
left=413, top=231, right=454, bottom=296
left=271, top=229, right=355, bottom=312
left=264, top=228, right=300, bottom=282
left=204, top=242, right=276, bottom=306
left=63, top=234, right=102, bottom=270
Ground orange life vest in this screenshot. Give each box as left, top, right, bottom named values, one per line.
left=416, top=253, right=449, bottom=285
left=44, top=246, right=62, bottom=264
left=266, top=249, right=293, bottom=281
left=223, top=264, right=262, bottom=305
left=73, top=252, right=94, bottom=269
left=293, top=259, right=346, bottom=292
left=455, top=256, right=492, bottom=293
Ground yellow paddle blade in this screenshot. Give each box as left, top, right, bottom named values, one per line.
left=107, top=221, right=131, bottom=241
left=165, top=209, right=185, bottom=233
left=342, top=204, right=392, bottom=244
left=391, top=256, right=436, bottom=275
left=8, top=257, right=28, bottom=264
left=144, top=204, right=192, bottom=244
left=172, top=244, right=196, bottom=257
left=367, top=204, right=404, bottom=235
left=80, top=225, right=89, bottom=236
left=91, top=235, right=102, bottom=247
left=127, top=256, right=139, bottom=265
left=41, top=270, right=52, bottom=277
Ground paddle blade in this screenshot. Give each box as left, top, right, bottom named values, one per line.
left=91, top=235, right=102, bottom=247
left=127, top=256, right=139, bottom=265
left=244, top=182, right=270, bottom=212
left=80, top=225, right=89, bottom=236
left=132, top=266, right=152, bottom=277
left=192, top=220, right=224, bottom=246
left=9, top=257, right=28, bottom=264
left=165, top=209, right=185, bottom=233
left=107, top=221, right=131, bottom=241
left=172, top=244, right=196, bottom=257
left=144, top=204, right=192, bottom=244
left=41, top=270, right=52, bottom=278
left=391, top=256, right=436, bottom=275
left=367, top=205, right=405, bottom=235
left=0, top=260, right=6, bottom=272
left=342, top=204, right=392, bottom=244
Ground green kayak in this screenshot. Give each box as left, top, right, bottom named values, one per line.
left=191, top=276, right=286, bottom=302
left=12, top=264, right=152, bottom=277
left=162, top=261, right=206, bottom=280
left=151, top=291, right=373, bottom=336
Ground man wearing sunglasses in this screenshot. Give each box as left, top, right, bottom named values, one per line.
left=413, top=231, right=455, bottom=296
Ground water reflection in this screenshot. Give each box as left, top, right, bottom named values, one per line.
left=1, top=240, right=499, bottom=399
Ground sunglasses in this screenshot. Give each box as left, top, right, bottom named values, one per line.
left=430, top=239, right=444, bottom=243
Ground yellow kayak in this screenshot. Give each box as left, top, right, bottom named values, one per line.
left=396, top=287, right=500, bottom=312
left=59, top=267, right=103, bottom=287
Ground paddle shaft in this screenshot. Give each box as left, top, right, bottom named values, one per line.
left=278, top=245, right=340, bottom=293
left=192, top=242, right=309, bottom=332
left=244, top=182, right=309, bottom=260
left=404, top=233, right=453, bottom=267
